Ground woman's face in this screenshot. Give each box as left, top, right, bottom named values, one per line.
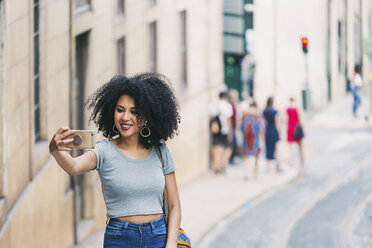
left=114, top=94, right=142, bottom=139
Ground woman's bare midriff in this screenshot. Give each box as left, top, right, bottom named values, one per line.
left=114, top=213, right=163, bottom=224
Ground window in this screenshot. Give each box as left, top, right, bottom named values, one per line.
left=75, top=0, right=91, bottom=14
left=245, top=12, right=253, bottom=30
left=75, top=0, right=90, bottom=9
left=149, top=0, right=157, bottom=8
left=117, top=0, right=125, bottom=17
left=149, top=22, right=157, bottom=72
left=117, top=37, right=126, bottom=74
left=180, top=11, right=188, bottom=88
left=33, top=0, right=41, bottom=142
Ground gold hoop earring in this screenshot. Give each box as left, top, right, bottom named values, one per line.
left=140, top=122, right=151, bottom=138
left=112, top=124, right=119, bottom=134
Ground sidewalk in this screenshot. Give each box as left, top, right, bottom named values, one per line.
left=179, top=163, right=298, bottom=246
left=74, top=163, right=298, bottom=248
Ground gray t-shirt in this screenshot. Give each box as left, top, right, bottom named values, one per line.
left=89, top=139, right=177, bottom=218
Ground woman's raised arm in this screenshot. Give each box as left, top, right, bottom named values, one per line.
left=49, top=127, right=97, bottom=175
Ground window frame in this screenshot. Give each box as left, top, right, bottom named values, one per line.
left=148, top=0, right=157, bottom=8
left=75, top=0, right=91, bottom=16
left=117, top=0, right=125, bottom=18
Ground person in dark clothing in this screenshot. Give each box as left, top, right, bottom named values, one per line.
left=263, top=97, right=281, bottom=172
left=228, top=90, right=239, bottom=164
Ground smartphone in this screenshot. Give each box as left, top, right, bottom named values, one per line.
left=63, top=130, right=95, bottom=149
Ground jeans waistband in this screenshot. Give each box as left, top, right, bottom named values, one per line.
left=107, top=214, right=166, bottom=231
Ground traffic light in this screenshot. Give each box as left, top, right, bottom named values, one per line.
left=301, top=37, right=308, bottom=54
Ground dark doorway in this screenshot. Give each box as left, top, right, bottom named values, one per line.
left=73, top=31, right=89, bottom=243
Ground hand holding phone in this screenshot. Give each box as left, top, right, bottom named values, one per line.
left=50, top=128, right=95, bottom=153
left=63, top=130, right=95, bottom=149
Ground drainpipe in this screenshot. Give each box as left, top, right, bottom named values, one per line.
left=344, top=0, right=349, bottom=90
left=359, top=0, right=363, bottom=72
left=326, top=0, right=332, bottom=101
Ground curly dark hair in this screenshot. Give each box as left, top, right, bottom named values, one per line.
left=86, top=73, right=181, bottom=149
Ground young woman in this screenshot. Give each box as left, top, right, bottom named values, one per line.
left=241, top=101, right=265, bottom=180
left=263, top=97, right=281, bottom=172
left=286, top=97, right=304, bottom=168
left=49, top=73, right=182, bottom=248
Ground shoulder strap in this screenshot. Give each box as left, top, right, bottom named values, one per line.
left=154, top=145, right=168, bottom=222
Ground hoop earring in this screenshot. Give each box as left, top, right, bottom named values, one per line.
left=112, top=124, right=119, bottom=134
left=140, top=122, right=151, bottom=138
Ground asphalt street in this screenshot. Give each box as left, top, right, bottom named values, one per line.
left=203, top=127, right=372, bottom=248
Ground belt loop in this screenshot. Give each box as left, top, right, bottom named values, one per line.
left=150, top=222, right=156, bottom=231
left=123, top=221, right=129, bottom=230
left=106, top=217, right=110, bottom=225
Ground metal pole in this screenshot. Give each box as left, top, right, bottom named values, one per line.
left=302, top=52, right=312, bottom=113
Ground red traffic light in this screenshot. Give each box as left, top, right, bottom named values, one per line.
left=301, top=37, right=308, bottom=48
left=301, top=37, right=308, bottom=54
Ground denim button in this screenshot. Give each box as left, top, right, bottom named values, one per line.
left=140, top=226, right=144, bottom=230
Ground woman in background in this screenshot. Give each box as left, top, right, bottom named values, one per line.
left=286, top=97, right=304, bottom=168
left=241, top=101, right=265, bottom=180
left=263, top=97, right=281, bottom=172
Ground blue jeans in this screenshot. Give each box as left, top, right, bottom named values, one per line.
left=103, top=215, right=167, bottom=248
left=351, top=87, right=361, bottom=115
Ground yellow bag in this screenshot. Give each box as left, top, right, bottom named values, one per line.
left=301, top=139, right=313, bottom=162
left=275, top=140, right=291, bottom=164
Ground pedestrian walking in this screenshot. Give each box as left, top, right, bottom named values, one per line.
left=227, top=89, right=240, bottom=164
left=350, top=64, right=364, bottom=117
left=236, top=92, right=251, bottom=158
left=209, top=91, right=233, bottom=174
left=49, top=73, right=183, bottom=248
left=286, top=97, right=304, bottom=169
left=263, top=97, right=281, bottom=172
left=241, top=101, right=265, bottom=180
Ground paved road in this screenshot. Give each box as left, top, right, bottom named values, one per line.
left=202, top=127, right=372, bottom=248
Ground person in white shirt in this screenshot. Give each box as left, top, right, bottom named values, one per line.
left=209, top=92, right=233, bottom=174
left=350, top=64, right=363, bottom=117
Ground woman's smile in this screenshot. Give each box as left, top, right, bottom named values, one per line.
left=120, top=123, right=133, bottom=131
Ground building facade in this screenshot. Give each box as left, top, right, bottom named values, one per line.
left=246, top=0, right=372, bottom=111
left=0, top=0, right=223, bottom=247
